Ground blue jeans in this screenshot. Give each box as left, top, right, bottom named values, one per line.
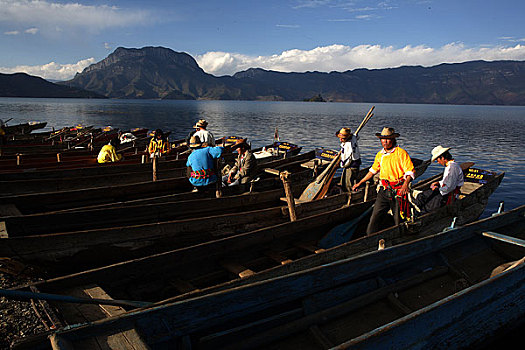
left=222, top=175, right=240, bottom=187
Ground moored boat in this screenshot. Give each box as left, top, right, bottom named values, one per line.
left=11, top=202, right=522, bottom=349
left=6, top=165, right=502, bottom=329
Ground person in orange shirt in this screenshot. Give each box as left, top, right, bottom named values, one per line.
left=352, top=127, right=415, bottom=235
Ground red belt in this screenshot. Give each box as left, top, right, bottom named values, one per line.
left=380, top=179, right=404, bottom=190
left=191, top=169, right=215, bottom=179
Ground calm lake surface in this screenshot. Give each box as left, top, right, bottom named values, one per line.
left=1, top=97, right=523, bottom=217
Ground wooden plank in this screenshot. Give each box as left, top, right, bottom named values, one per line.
left=220, top=261, right=256, bottom=278
left=0, top=221, right=7, bottom=238
left=482, top=231, right=525, bottom=248
left=60, top=285, right=150, bottom=350
left=0, top=204, right=22, bottom=217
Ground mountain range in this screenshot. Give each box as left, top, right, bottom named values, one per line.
left=0, top=72, right=103, bottom=99
left=3, top=46, right=525, bottom=105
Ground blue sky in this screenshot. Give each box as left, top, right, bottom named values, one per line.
left=1, top=0, right=524, bottom=80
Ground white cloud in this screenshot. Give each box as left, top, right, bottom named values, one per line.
left=0, top=57, right=96, bottom=81
left=196, top=43, right=525, bottom=76
left=276, top=24, right=300, bottom=28
left=0, top=0, right=151, bottom=34
left=24, top=27, right=39, bottom=34
left=4, top=30, right=19, bottom=35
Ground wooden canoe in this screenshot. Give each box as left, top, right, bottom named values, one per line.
left=2, top=121, right=47, bottom=135
left=22, top=203, right=523, bottom=350
left=0, top=156, right=427, bottom=236
left=0, top=152, right=317, bottom=215
left=0, top=159, right=431, bottom=272
left=0, top=150, right=314, bottom=195
left=10, top=165, right=503, bottom=323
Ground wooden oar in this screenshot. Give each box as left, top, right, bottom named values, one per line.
left=298, top=151, right=341, bottom=202
left=354, top=106, right=375, bottom=136
left=0, top=288, right=152, bottom=309
left=318, top=205, right=374, bottom=249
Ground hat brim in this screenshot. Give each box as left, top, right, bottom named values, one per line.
left=431, top=147, right=451, bottom=162
left=376, top=133, right=400, bottom=139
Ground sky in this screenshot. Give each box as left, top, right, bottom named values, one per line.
left=0, top=0, right=524, bottom=80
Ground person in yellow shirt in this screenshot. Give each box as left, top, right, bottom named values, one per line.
left=97, top=137, right=123, bottom=163
left=148, top=129, right=170, bottom=158
left=352, top=127, right=414, bottom=234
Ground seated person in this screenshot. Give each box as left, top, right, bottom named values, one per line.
left=97, top=137, right=122, bottom=163
left=193, top=119, right=215, bottom=146
left=411, top=145, right=464, bottom=213
left=222, top=138, right=257, bottom=187
left=186, top=136, right=223, bottom=192
left=148, top=129, right=170, bottom=158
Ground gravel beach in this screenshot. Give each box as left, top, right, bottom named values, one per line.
left=0, top=271, right=47, bottom=350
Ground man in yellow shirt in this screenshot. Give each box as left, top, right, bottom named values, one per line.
left=352, top=127, right=415, bottom=234
left=97, top=138, right=123, bottom=163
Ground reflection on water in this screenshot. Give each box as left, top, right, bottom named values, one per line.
left=1, top=98, right=524, bottom=216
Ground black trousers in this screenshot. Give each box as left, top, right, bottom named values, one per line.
left=366, top=188, right=399, bottom=235
left=413, top=188, right=445, bottom=214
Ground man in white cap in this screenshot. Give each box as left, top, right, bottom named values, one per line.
left=412, top=145, right=464, bottom=213
left=352, top=127, right=415, bottom=234
left=193, top=119, right=215, bottom=146
left=336, top=127, right=361, bottom=191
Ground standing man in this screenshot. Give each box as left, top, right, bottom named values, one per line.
left=223, top=138, right=257, bottom=187
left=352, top=127, right=415, bottom=234
left=193, top=119, right=215, bottom=146
left=186, top=136, right=223, bottom=192
left=336, top=127, right=361, bottom=191
left=412, top=145, right=464, bottom=213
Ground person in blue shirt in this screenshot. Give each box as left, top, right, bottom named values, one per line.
left=186, top=136, right=223, bottom=192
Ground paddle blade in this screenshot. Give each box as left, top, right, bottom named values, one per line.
left=318, top=205, right=374, bottom=249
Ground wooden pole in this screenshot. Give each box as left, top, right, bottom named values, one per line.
left=215, top=159, right=222, bottom=198
left=280, top=171, right=297, bottom=222
left=364, top=181, right=370, bottom=202
left=142, top=154, right=146, bottom=164
left=56, top=153, right=61, bottom=163
left=152, top=155, right=158, bottom=181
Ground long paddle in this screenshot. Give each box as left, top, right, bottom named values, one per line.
left=0, top=288, right=152, bottom=309
left=318, top=205, right=374, bottom=249
left=354, top=105, right=375, bottom=137
left=298, top=106, right=375, bottom=202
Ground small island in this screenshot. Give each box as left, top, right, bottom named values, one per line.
left=303, top=94, right=326, bottom=102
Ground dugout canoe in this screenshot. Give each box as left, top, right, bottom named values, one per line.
left=19, top=203, right=522, bottom=350
left=2, top=121, right=47, bottom=135
left=0, top=156, right=427, bottom=236
left=0, top=159, right=430, bottom=273
left=0, top=153, right=317, bottom=215
left=9, top=164, right=503, bottom=326
left=0, top=150, right=314, bottom=194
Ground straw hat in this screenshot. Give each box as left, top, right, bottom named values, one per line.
left=335, top=127, right=352, bottom=140
left=431, top=145, right=451, bottom=162
left=231, top=138, right=250, bottom=150
left=376, top=127, right=400, bottom=139
left=194, top=119, right=208, bottom=129
left=189, top=135, right=202, bottom=149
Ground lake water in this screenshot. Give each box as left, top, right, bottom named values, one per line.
left=1, top=97, right=523, bottom=217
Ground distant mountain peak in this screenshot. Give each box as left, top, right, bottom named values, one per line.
left=82, top=46, right=201, bottom=75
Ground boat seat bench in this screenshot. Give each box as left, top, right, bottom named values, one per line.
left=51, top=284, right=149, bottom=350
